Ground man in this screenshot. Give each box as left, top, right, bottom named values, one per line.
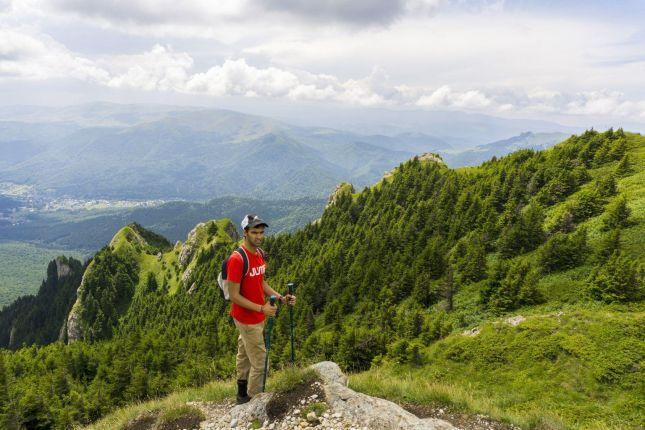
left=227, top=214, right=296, bottom=404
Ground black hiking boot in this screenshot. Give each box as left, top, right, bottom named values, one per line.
left=236, top=379, right=251, bottom=404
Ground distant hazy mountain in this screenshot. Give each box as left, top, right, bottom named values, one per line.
left=0, top=121, right=82, bottom=169
left=440, top=132, right=570, bottom=167
left=0, top=105, right=420, bottom=200
left=231, top=103, right=580, bottom=148
left=0, top=102, right=201, bottom=127
left=0, top=103, right=573, bottom=200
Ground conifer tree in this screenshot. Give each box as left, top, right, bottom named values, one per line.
left=18, top=389, right=52, bottom=430
left=596, top=174, right=617, bottom=197
left=595, top=228, right=621, bottom=263
left=498, top=203, right=545, bottom=257
left=482, top=260, right=542, bottom=312
left=538, top=227, right=589, bottom=272
left=588, top=252, right=643, bottom=303
left=603, top=196, right=631, bottom=230
left=615, top=153, right=631, bottom=176
left=570, top=189, right=604, bottom=222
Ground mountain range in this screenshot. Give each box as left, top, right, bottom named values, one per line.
left=0, top=103, right=574, bottom=201
left=0, top=129, right=641, bottom=430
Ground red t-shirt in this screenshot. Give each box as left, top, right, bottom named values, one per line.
left=228, top=246, right=266, bottom=324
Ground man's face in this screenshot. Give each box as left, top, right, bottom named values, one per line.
left=245, top=226, right=265, bottom=247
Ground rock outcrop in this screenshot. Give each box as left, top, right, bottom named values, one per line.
left=326, top=183, right=355, bottom=209
left=383, top=152, right=445, bottom=181
left=417, top=152, right=445, bottom=165
left=63, top=265, right=94, bottom=343
left=179, top=222, right=205, bottom=268
left=193, top=361, right=457, bottom=430
left=224, top=221, right=240, bottom=242
left=182, top=267, right=194, bottom=288
left=8, top=324, right=16, bottom=348
left=311, top=361, right=456, bottom=430
left=55, top=257, right=71, bottom=280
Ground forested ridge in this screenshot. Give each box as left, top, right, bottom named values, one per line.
left=0, top=129, right=642, bottom=429
left=0, top=257, right=84, bottom=348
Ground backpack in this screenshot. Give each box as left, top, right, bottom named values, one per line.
left=218, top=246, right=265, bottom=300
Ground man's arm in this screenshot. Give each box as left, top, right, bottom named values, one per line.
left=262, top=279, right=282, bottom=300
left=229, top=281, right=274, bottom=316
left=263, top=279, right=296, bottom=306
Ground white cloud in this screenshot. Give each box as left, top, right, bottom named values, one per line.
left=2, top=28, right=644, bottom=121
left=0, top=0, right=12, bottom=13
left=49, top=0, right=246, bottom=25
left=0, top=27, right=108, bottom=81
left=1, top=1, right=644, bottom=125
left=565, top=91, right=645, bottom=118
left=103, top=45, right=193, bottom=91
left=185, top=59, right=300, bottom=98
left=186, top=60, right=399, bottom=106
left=416, top=86, right=492, bottom=109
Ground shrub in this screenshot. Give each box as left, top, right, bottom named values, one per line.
left=602, top=196, right=631, bottom=230
left=481, top=260, right=543, bottom=313
left=421, top=311, right=453, bottom=344
left=538, top=228, right=589, bottom=272
left=568, top=189, right=604, bottom=222
left=587, top=251, right=643, bottom=303
left=386, top=339, right=424, bottom=365
left=595, top=175, right=617, bottom=197
left=335, top=327, right=386, bottom=371
left=594, top=228, right=621, bottom=263
left=497, top=203, right=545, bottom=257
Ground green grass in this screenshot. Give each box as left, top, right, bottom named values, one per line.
left=267, top=367, right=318, bottom=393
left=82, top=366, right=315, bottom=430
left=301, top=401, right=327, bottom=419
left=157, top=404, right=205, bottom=425
left=0, top=241, right=86, bottom=308
left=82, top=377, right=232, bottom=430
left=350, top=304, right=645, bottom=430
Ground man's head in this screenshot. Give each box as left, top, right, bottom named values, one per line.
left=241, top=214, right=268, bottom=248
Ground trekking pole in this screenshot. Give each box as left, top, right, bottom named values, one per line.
left=262, top=295, right=277, bottom=392
left=287, top=282, right=295, bottom=365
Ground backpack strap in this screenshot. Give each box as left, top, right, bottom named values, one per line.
left=235, top=246, right=250, bottom=288
left=256, top=247, right=266, bottom=260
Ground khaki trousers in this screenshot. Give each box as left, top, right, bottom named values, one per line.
left=234, top=319, right=266, bottom=396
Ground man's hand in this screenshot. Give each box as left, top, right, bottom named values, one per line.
left=261, top=301, right=277, bottom=317
left=281, top=294, right=296, bottom=306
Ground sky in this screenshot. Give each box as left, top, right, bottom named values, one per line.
left=1, top=0, right=644, bottom=128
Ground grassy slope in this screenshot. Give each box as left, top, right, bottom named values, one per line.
left=350, top=305, right=643, bottom=429
left=108, top=219, right=235, bottom=296
left=83, top=367, right=313, bottom=430
left=350, top=134, right=645, bottom=430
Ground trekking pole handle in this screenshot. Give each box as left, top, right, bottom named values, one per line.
left=269, top=295, right=277, bottom=306
left=287, top=282, right=294, bottom=295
